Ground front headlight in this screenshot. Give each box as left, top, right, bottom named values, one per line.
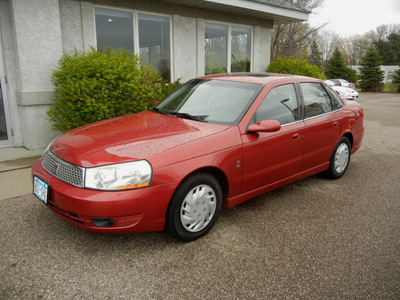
left=85, top=160, right=152, bottom=191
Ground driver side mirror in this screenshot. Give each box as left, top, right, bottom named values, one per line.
left=248, top=120, right=281, bottom=133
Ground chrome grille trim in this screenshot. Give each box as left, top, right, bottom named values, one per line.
left=41, top=151, right=85, bottom=187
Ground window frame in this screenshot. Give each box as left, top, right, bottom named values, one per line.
left=95, top=7, right=135, bottom=52
left=252, top=83, right=301, bottom=126
left=94, top=6, right=173, bottom=80
left=204, top=21, right=253, bottom=74
left=297, top=82, right=345, bottom=120
left=322, top=84, right=345, bottom=110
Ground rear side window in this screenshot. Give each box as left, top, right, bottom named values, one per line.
left=254, top=84, right=299, bottom=125
left=325, top=86, right=345, bottom=110
left=331, top=79, right=340, bottom=86
left=300, top=83, right=332, bottom=118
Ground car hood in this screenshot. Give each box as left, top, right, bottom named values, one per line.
left=49, top=111, right=230, bottom=167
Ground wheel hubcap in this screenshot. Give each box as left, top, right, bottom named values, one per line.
left=334, top=143, right=349, bottom=173
left=180, top=184, right=216, bottom=232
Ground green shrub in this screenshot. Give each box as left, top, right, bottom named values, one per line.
left=161, top=78, right=182, bottom=97
left=266, top=56, right=325, bottom=80
left=48, top=47, right=164, bottom=132
left=231, top=59, right=250, bottom=72
left=207, top=66, right=227, bottom=75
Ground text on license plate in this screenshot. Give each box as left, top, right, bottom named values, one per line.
left=33, top=177, right=49, bottom=204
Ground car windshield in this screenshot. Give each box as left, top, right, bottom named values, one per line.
left=153, top=79, right=263, bottom=125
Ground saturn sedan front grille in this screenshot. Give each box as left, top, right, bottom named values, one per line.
left=41, top=151, right=84, bottom=187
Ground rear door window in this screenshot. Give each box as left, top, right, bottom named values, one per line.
left=324, top=86, right=345, bottom=110
left=300, top=83, right=333, bottom=118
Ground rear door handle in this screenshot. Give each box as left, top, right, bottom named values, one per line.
left=292, top=133, right=301, bottom=140
left=333, top=121, right=339, bottom=127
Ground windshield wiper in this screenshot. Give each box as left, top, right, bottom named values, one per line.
left=150, top=107, right=169, bottom=115
left=151, top=108, right=208, bottom=122
left=170, top=112, right=208, bottom=122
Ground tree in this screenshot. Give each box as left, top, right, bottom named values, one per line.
left=314, top=23, right=400, bottom=67
left=358, top=46, right=385, bottom=92
left=392, top=68, right=400, bottom=92
left=315, top=30, right=342, bottom=65
left=324, top=47, right=354, bottom=79
left=341, top=35, right=371, bottom=65
left=374, top=33, right=400, bottom=65
left=364, top=24, right=400, bottom=43
left=271, top=0, right=325, bottom=60
left=308, top=40, right=323, bottom=68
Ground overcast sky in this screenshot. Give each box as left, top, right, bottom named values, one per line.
left=308, top=0, right=400, bottom=37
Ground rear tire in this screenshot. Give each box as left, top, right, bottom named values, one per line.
left=165, top=173, right=223, bottom=241
left=327, top=136, right=351, bottom=179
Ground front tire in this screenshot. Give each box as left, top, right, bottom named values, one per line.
left=166, top=173, right=223, bottom=241
left=327, top=136, right=351, bottom=179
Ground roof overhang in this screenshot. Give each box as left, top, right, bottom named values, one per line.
left=157, top=0, right=309, bottom=23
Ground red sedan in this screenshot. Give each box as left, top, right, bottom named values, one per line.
left=32, top=74, right=364, bottom=241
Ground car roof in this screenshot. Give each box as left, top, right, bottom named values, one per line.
left=201, top=73, right=321, bottom=85
left=331, top=79, right=349, bottom=82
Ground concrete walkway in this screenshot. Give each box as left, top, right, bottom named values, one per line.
left=0, top=147, right=44, bottom=200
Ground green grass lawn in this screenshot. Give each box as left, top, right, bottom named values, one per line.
left=383, top=84, right=397, bottom=93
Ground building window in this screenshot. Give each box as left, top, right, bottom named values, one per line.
left=138, top=14, right=171, bottom=81
left=95, top=7, right=171, bottom=80
left=205, top=22, right=252, bottom=75
left=95, top=8, right=134, bottom=52
left=205, top=23, right=228, bottom=74
left=231, top=26, right=251, bottom=72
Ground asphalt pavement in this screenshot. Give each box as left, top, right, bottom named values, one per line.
left=0, top=93, right=399, bottom=299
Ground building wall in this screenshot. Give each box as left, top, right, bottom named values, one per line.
left=0, top=0, right=20, bottom=146
left=1, top=0, right=64, bottom=149
left=0, top=0, right=273, bottom=149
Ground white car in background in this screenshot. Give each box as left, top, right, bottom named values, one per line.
left=329, top=79, right=356, bottom=90
left=325, top=80, right=359, bottom=100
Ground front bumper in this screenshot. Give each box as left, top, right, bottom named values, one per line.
left=32, top=159, right=178, bottom=233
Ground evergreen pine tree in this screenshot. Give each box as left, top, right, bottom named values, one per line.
left=324, top=48, right=349, bottom=79
left=308, top=40, right=323, bottom=68
left=358, top=46, right=385, bottom=92
left=392, top=68, right=400, bottom=92
left=374, top=33, right=400, bottom=65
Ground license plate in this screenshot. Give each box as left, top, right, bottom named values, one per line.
left=33, top=176, right=49, bottom=204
